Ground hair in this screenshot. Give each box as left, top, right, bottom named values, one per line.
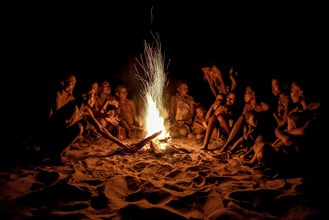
left=272, top=75, right=289, bottom=93
left=115, top=84, right=127, bottom=94
left=176, top=80, right=188, bottom=88
left=101, top=80, right=110, bottom=88
left=288, top=111, right=305, bottom=128
left=291, top=78, right=314, bottom=101
left=195, top=103, right=206, bottom=111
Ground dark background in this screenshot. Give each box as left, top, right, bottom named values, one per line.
left=3, top=1, right=327, bottom=143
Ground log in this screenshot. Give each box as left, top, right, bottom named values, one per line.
left=113, top=130, right=162, bottom=155
left=149, top=140, right=163, bottom=156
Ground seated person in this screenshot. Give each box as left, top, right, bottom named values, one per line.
left=272, top=111, right=306, bottom=155
left=219, top=84, right=273, bottom=152
left=169, top=80, right=195, bottom=138
left=115, top=84, right=146, bottom=139
left=228, top=110, right=275, bottom=167
left=271, top=76, right=294, bottom=127
left=228, top=110, right=261, bottom=155
left=97, top=99, right=126, bottom=140
left=45, top=85, right=131, bottom=161
left=273, top=79, right=322, bottom=175
left=187, top=103, right=208, bottom=141
left=202, top=91, right=239, bottom=150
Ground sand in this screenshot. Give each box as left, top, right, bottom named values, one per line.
left=1, top=136, right=328, bottom=219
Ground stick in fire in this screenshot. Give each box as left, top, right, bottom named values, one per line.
left=109, top=130, right=162, bottom=156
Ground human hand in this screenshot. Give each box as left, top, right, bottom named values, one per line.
left=106, top=117, right=120, bottom=126
left=107, top=99, right=119, bottom=108
left=121, top=142, right=131, bottom=149
left=281, top=134, right=293, bottom=146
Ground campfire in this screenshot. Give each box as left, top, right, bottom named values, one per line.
left=134, top=33, right=171, bottom=153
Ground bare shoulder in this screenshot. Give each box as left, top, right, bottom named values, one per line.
left=261, top=102, right=270, bottom=111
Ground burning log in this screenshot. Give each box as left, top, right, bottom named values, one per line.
left=111, top=130, right=162, bottom=156
left=149, top=140, right=163, bottom=156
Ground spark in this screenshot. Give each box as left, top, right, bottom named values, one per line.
left=135, top=32, right=170, bottom=141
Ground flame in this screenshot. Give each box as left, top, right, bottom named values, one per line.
left=144, top=94, right=168, bottom=139
left=135, top=33, right=170, bottom=143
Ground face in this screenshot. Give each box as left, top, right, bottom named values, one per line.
left=86, top=92, right=96, bottom=107
left=91, top=82, right=99, bottom=95
left=117, top=87, right=128, bottom=101
left=63, top=75, right=76, bottom=95
left=100, top=81, right=111, bottom=95
left=196, top=108, right=205, bottom=118
left=226, top=92, right=236, bottom=106
left=290, top=82, right=302, bottom=104
left=178, top=84, right=188, bottom=96
left=215, top=94, right=225, bottom=105
left=271, top=79, right=281, bottom=96
left=244, top=86, right=255, bottom=103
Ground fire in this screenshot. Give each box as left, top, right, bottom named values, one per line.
left=135, top=33, right=170, bottom=143
left=144, top=94, right=167, bottom=139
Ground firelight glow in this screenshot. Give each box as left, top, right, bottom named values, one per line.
left=135, top=33, right=169, bottom=141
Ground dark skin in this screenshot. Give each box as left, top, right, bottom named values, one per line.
left=219, top=86, right=269, bottom=152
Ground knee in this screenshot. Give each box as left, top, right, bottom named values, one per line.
left=217, top=115, right=224, bottom=123
left=77, top=123, right=85, bottom=136
left=256, top=151, right=264, bottom=163
left=196, top=133, right=205, bottom=140
left=179, top=127, right=189, bottom=137
left=170, top=128, right=179, bottom=138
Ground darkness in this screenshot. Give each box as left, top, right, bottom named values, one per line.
left=3, top=1, right=327, bottom=143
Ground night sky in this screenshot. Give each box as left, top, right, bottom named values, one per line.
left=3, top=1, right=327, bottom=142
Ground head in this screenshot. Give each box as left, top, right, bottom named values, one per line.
left=244, top=86, right=256, bottom=103
left=99, top=80, right=111, bottom=96
left=215, top=93, right=226, bottom=105
left=115, top=85, right=128, bottom=101
left=195, top=104, right=206, bottom=118
left=290, top=80, right=307, bottom=104
left=61, top=74, right=76, bottom=95
left=177, top=81, right=189, bottom=97
left=226, top=91, right=237, bottom=106
left=82, top=87, right=96, bottom=108
left=287, top=111, right=304, bottom=131
left=86, top=81, right=99, bottom=96
left=271, top=77, right=287, bottom=97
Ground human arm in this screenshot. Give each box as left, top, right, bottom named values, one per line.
left=202, top=67, right=217, bottom=97
left=205, top=102, right=217, bottom=120
left=193, top=118, right=207, bottom=130
left=188, top=98, right=196, bottom=122
left=229, top=66, right=237, bottom=91
left=274, top=125, right=294, bottom=146
left=85, top=107, right=130, bottom=148
left=212, top=65, right=227, bottom=95
left=104, top=114, right=120, bottom=126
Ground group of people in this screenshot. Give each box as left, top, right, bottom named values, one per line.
left=41, top=62, right=323, bottom=176
left=168, top=61, right=323, bottom=175
left=43, top=75, right=145, bottom=161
